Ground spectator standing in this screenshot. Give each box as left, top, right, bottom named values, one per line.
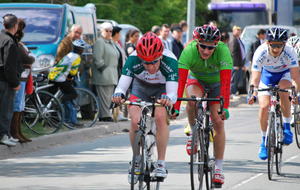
left=170, top=26, right=184, bottom=59
left=179, top=20, right=188, bottom=45
left=0, top=14, right=20, bottom=146
left=112, top=26, right=127, bottom=78
left=10, top=18, right=35, bottom=143
left=248, top=29, right=266, bottom=62
left=112, top=26, right=128, bottom=121
left=151, top=25, right=161, bottom=36
left=125, top=29, right=139, bottom=57
left=92, top=22, right=119, bottom=122
left=229, top=25, right=246, bottom=97
left=221, top=32, right=230, bottom=44
left=159, top=24, right=172, bottom=50
left=55, top=24, right=83, bottom=64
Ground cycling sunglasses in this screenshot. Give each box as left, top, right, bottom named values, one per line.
left=269, top=43, right=284, bottom=49
left=141, top=57, right=161, bottom=65
left=198, top=43, right=216, bottom=50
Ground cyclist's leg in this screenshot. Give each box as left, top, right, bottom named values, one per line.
left=257, top=95, right=270, bottom=160
left=154, top=107, right=169, bottom=177
left=186, top=76, right=204, bottom=126
left=128, top=95, right=141, bottom=148
left=154, top=107, right=169, bottom=161
left=278, top=79, right=293, bottom=145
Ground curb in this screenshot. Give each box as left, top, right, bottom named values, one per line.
left=0, top=121, right=130, bottom=160
left=0, top=95, right=246, bottom=160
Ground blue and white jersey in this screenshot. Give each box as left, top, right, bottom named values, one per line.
left=252, top=43, right=299, bottom=86
left=252, top=43, right=298, bottom=73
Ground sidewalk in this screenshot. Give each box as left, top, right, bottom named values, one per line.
left=0, top=95, right=246, bottom=160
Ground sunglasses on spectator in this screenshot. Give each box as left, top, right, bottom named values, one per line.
left=141, top=57, right=161, bottom=65
left=269, top=43, right=284, bottom=49
left=198, top=43, right=216, bottom=50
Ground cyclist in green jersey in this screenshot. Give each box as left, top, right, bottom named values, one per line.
left=173, top=24, right=233, bottom=186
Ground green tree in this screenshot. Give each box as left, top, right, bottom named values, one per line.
left=0, top=0, right=211, bottom=32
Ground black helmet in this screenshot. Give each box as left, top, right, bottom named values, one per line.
left=266, top=27, right=288, bottom=42
left=193, top=25, right=221, bottom=43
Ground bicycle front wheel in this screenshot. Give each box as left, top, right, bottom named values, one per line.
left=65, top=87, right=100, bottom=129
left=190, top=124, right=205, bottom=190
left=275, top=113, right=283, bottom=175
left=23, top=91, right=64, bottom=135
left=131, top=131, right=145, bottom=190
left=294, top=105, right=300, bottom=149
left=267, top=112, right=276, bottom=180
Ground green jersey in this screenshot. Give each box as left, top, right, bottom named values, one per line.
left=179, top=41, right=233, bottom=83
left=122, top=50, right=178, bottom=84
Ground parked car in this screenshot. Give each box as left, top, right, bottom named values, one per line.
left=236, top=25, right=298, bottom=94
left=0, top=3, right=97, bottom=73
left=118, top=24, right=142, bottom=48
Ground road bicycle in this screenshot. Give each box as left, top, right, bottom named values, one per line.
left=123, top=99, right=165, bottom=190
left=23, top=74, right=100, bottom=134
left=177, top=95, right=224, bottom=190
left=23, top=75, right=64, bottom=135
left=249, top=85, right=287, bottom=180
left=291, top=86, right=300, bottom=149
left=41, top=82, right=100, bottom=129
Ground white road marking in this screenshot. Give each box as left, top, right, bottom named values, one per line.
left=229, top=153, right=300, bottom=189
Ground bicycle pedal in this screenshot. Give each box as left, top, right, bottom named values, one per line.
left=213, top=182, right=222, bottom=188
left=153, top=176, right=165, bottom=182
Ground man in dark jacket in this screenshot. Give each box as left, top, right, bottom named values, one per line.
left=248, top=29, right=266, bottom=62
left=229, top=25, right=246, bottom=97
left=170, top=26, right=184, bottom=59
left=0, top=14, right=20, bottom=146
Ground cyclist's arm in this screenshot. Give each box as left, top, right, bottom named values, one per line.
left=173, top=68, right=188, bottom=111
left=114, top=75, right=133, bottom=95
left=290, top=67, right=300, bottom=92
left=166, top=81, right=178, bottom=104
left=220, top=69, right=231, bottom=109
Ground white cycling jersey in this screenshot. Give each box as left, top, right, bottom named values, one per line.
left=252, top=42, right=298, bottom=73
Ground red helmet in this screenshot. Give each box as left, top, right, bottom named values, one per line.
left=136, top=32, right=164, bottom=62
left=193, top=24, right=221, bottom=43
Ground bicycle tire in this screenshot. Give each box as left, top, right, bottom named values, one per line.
left=205, top=116, right=214, bottom=190
left=276, top=113, right=283, bottom=175
left=294, top=105, right=300, bottom=149
left=64, top=87, right=100, bottom=129
left=190, top=124, right=205, bottom=190
left=267, top=112, right=276, bottom=180
left=23, top=91, right=63, bottom=135
left=131, top=130, right=145, bottom=190
left=145, top=122, right=161, bottom=190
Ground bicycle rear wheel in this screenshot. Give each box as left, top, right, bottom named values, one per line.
left=267, top=113, right=276, bottom=180
left=190, top=124, right=205, bottom=190
left=276, top=113, right=283, bottom=175
left=131, top=131, right=145, bottom=190
left=23, top=91, right=63, bottom=135
left=293, top=105, right=300, bottom=149
left=64, top=87, right=100, bottom=129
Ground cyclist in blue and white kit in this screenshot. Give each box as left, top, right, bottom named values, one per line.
left=248, top=27, right=300, bottom=160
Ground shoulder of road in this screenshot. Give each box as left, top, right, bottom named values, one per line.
left=0, top=95, right=248, bottom=160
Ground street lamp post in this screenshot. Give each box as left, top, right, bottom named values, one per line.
left=187, top=0, right=196, bottom=44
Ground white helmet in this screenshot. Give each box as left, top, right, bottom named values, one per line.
left=287, top=36, right=300, bottom=59
left=72, top=39, right=87, bottom=49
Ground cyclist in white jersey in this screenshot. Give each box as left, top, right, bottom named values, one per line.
left=248, top=27, right=300, bottom=160
left=112, top=32, right=178, bottom=180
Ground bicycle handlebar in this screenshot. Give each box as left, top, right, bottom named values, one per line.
left=177, top=96, right=224, bottom=114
